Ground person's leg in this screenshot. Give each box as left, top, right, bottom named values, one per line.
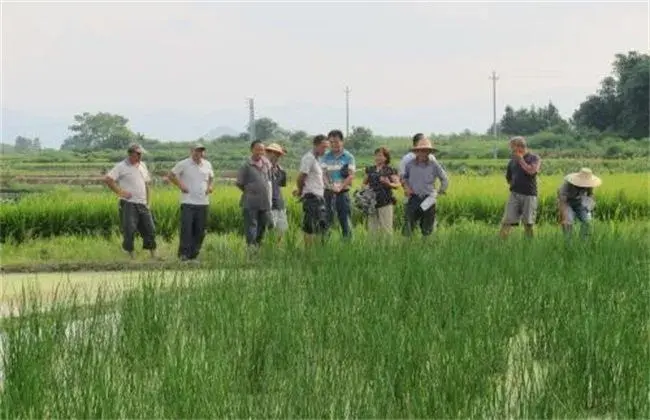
left=243, top=208, right=259, bottom=246
left=575, top=206, right=592, bottom=239
left=136, top=204, right=157, bottom=257
left=379, top=204, right=394, bottom=235
left=402, top=196, right=421, bottom=237
left=178, top=204, right=193, bottom=259
left=336, top=191, right=353, bottom=239
left=499, top=192, right=520, bottom=238
left=420, top=204, right=436, bottom=237
left=302, top=199, right=315, bottom=247
left=191, top=205, right=208, bottom=258
left=256, top=210, right=270, bottom=245
left=119, top=201, right=138, bottom=257
left=522, top=195, right=538, bottom=238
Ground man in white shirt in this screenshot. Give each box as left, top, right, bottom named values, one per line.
left=104, top=143, right=157, bottom=258
left=168, top=143, right=215, bottom=261
left=294, top=134, right=330, bottom=246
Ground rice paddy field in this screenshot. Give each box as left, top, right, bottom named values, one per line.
left=0, top=162, right=648, bottom=417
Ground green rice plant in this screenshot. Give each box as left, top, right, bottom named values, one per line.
left=0, top=173, right=647, bottom=243
left=1, top=224, right=647, bottom=417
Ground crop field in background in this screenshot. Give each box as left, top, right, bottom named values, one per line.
left=1, top=144, right=648, bottom=417
left=1, top=225, right=648, bottom=417
left=1, top=173, right=647, bottom=243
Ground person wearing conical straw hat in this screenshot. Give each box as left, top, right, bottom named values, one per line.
left=402, top=136, right=449, bottom=238
left=265, top=143, right=289, bottom=243
left=557, top=167, right=602, bottom=239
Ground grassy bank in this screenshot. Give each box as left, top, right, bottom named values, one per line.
left=1, top=173, right=648, bottom=243
left=1, top=224, right=648, bottom=417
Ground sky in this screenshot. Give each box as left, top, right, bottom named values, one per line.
left=1, top=0, right=648, bottom=146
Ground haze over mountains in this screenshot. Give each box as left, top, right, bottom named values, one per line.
left=2, top=84, right=590, bottom=149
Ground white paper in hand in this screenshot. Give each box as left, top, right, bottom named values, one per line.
left=420, top=192, right=437, bottom=211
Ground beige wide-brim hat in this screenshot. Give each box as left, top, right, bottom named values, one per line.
left=565, top=167, right=602, bottom=188
left=411, top=137, right=438, bottom=153
left=265, top=143, right=286, bottom=156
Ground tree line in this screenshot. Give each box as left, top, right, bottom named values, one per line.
left=12, top=51, right=648, bottom=154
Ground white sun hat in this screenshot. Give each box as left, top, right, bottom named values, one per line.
left=565, top=168, right=602, bottom=188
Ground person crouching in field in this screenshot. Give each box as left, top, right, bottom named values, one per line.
left=499, top=136, right=541, bottom=239
left=402, top=137, right=449, bottom=238
left=558, top=168, right=602, bottom=239
left=104, top=143, right=157, bottom=259
left=236, top=140, right=273, bottom=248
left=363, top=147, right=400, bottom=235
left=265, top=143, right=289, bottom=243
left=167, top=143, right=215, bottom=261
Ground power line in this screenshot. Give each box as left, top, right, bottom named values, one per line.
left=344, top=86, right=351, bottom=138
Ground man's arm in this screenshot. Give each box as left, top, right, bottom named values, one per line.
left=505, top=162, right=512, bottom=184
left=104, top=164, right=131, bottom=199
left=434, top=161, right=449, bottom=194
left=340, top=155, right=356, bottom=191
left=402, top=163, right=413, bottom=196
left=235, top=166, right=246, bottom=192
left=517, top=154, right=541, bottom=175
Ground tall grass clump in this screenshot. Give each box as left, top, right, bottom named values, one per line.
left=1, top=225, right=648, bottom=418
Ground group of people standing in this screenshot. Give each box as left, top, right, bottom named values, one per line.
left=103, top=133, right=602, bottom=260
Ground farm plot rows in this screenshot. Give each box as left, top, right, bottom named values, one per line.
left=0, top=226, right=647, bottom=418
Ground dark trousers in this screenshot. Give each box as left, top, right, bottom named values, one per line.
left=178, top=204, right=208, bottom=259
left=119, top=200, right=156, bottom=252
left=243, top=208, right=270, bottom=246
left=324, top=190, right=352, bottom=238
left=402, top=195, right=436, bottom=237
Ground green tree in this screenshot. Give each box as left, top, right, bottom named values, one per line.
left=347, top=126, right=374, bottom=152
left=61, top=112, right=135, bottom=150
left=14, top=136, right=33, bottom=152
left=248, top=117, right=281, bottom=141
left=573, top=51, right=649, bottom=139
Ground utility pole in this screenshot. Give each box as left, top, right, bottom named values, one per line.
left=344, top=86, right=351, bottom=138
left=247, top=97, right=255, bottom=142
left=489, top=71, right=499, bottom=159
left=489, top=71, right=499, bottom=138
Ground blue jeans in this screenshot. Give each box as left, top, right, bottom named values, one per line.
left=563, top=204, right=592, bottom=239
left=325, top=190, right=352, bottom=238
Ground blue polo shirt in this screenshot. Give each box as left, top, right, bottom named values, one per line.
left=321, top=149, right=356, bottom=191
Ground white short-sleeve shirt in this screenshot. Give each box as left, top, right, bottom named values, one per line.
left=299, top=151, right=324, bottom=197
left=170, top=157, right=215, bottom=205
left=106, top=159, right=151, bottom=205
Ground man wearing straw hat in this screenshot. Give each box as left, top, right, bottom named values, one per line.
left=168, top=143, right=215, bottom=261
left=104, top=143, right=158, bottom=259
left=499, top=136, right=541, bottom=239
left=265, top=143, right=289, bottom=242
left=557, top=168, right=602, bottom=239
left=402, top=136, right=449, bottom=237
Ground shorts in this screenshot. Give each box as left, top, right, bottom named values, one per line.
left=302, top=194, right=328, bottom=235
left=502, top=191, right=538, bottom=225
left=270, top=208, right=289, bottom=232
